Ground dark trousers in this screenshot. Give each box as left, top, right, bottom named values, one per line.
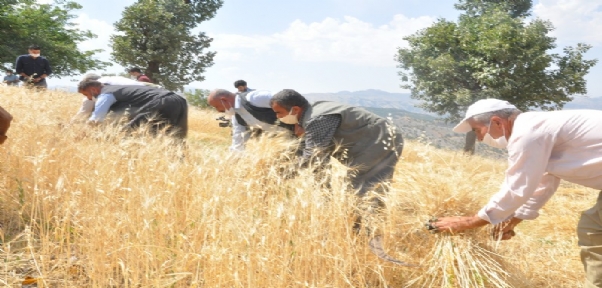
left=577, top=191, right=602, bottom=288
left=351, top=133, right=404, bottom=198
left=351, top=133, right=404, bottom=234
left=23, top=79, right=47, bottom=89
left=126, top=93, right=188, bottom=139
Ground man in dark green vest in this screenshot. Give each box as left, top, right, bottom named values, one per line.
left=78, top=79, right=188, bottom=139
left=270, top=89, right=411, bottom=266
left=270, top=89, right=404, bottom=197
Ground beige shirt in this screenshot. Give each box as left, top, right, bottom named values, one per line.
left=478, top=109, right=602, bottom=225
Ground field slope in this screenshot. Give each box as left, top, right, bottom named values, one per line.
left=0, top=86, right=594, bottom=287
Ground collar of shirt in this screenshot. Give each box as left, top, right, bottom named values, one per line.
left=297, top=104, right=311, bottom=128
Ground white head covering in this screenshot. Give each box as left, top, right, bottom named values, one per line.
left=453, top=99, right=517, bottom=133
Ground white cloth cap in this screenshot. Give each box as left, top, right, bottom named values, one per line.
left=453, top=99, right=517, bottom=133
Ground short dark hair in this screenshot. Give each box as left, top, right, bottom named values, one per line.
left=78, top=79, right=102, bottom=91
left=234, top=80, right=247, bottom=88
left=28, top=45, right=41, bottom=50
left=5, top=69, right=12, bottom=73
left=129, top=67, right=142, bottom=73
left=270, top=89, right=309, bottom=110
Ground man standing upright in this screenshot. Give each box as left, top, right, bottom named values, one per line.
left=234, top=80, right=253, bottom=94
left=3, top=70, right=19, bottom=86
left=15, top=45, right=52, bottom=89
left=128, top=67, right=152, bottom=83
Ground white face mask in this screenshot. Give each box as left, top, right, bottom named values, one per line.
left=279, top=109, right=299, bottom=125
left=483, top=121, right=508, bottom=149
left=221, top=100, right=235, bottom=117
left=30, top=53, right=40, bottom=58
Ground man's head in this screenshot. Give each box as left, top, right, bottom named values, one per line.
left=78, top=79, right=103, bottom=100
left=270, top=89, right=309, bottom=125
left=128, top=67, right=142, bottom=78
left=234, top=80, right=247, bottom=92
left=207, top=89, right=236, bottom=113
left=453, top=99, right=522, bottom=145
left=81, top=73, right=101, bottom=83
left=28, top=45, right=41, bottom=58
left=5, top=69, right=12, bottom=75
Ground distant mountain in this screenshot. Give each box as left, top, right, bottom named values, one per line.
left=564, top=96, right=602, bottom=110
left=303, top=90, right=602, bottom=158
left=304, top=89, right=426, bottom=114
left=304, top=89, right=602, bottom=114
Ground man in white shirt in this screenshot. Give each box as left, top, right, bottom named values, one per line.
left=428, top=99, right=602, bottom=287
left=72, top=74, right=158, bottom=122
left=207, top=89, right=294, bottom=151
left=78, top=79, right=188, bottom=138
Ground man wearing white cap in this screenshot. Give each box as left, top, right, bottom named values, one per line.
left=427, top=98, right=602, bottom=287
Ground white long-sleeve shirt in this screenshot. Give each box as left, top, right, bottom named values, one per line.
left=230, top=90, right=288, bottom=151
left=73, top=77, right=145, bottom=121
left=478, top=109, right=602, bottom=225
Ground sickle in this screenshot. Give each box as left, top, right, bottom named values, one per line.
left=368, top=235, right=420, bottom=267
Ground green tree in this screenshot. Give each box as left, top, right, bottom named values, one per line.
left=111, top=0, right=222, bottom=91
left=0, top=0, right=109, bottom=76
left=454, top=0, right=532, bottom=17
left=183, top=88, right=210, bottom=109
left=397, top=0, right=597, bottom=153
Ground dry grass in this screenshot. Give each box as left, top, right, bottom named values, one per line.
left=0, top=86, right=595, bottom=287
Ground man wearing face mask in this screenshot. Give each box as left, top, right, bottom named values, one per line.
left=428, top=98, right=602, bottom=287
left=207, top=89, right=295, bottom=151
left=270, top=89, right=404, bottom=198
left=3, top=70, right=19, bottom=86
left=15, top=45, right=52, bottom=88
left=77, top=79, right=188, bottom=139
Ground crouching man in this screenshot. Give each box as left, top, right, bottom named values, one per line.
left=78, top=79, right=188, bottom=139
left=428, top=99, right=602, bottom=287
left=270, top=89, right=409, bottom=265
left=270, top=89, right=404, bottom=198
left=207, top=89, right=294, bottom=151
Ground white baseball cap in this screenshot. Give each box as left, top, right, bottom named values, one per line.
left=453, top=99, right=517, bottom=133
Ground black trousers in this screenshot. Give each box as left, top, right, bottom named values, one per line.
left=126, top=93, right=188, bottom=139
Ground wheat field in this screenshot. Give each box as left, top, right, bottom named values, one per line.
left=0, top=86, right=595, bottom=287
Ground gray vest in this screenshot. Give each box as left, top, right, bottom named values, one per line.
left=100, top=85, right=173, bottom=116
left=234, top=91, right=295, bottom=133
left=301, top=101, right=403, bottom=171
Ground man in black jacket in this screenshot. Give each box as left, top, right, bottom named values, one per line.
left=78, top=79, right=188, bottom=139
left=15, top=45, right=52, bottom=89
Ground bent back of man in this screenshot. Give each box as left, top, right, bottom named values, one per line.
left=78, top=81, right=188, bottom=139
left=103, top=85, right=188, bottom=138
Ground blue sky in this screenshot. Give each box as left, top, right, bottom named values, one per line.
left=38, top=0, right=602, bottom=96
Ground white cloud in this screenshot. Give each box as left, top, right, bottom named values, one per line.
left=73, top=13, right=115, bottom=57
left=533, top=0, right=602, bottom=45
left=210, top=34, right=275, bottom=53
left=211, top=14, right=435, bottom=67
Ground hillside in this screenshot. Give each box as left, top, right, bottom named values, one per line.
left=305, top=89, right=602, bottom=158
left=0, top=86, right=593, bottom=287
